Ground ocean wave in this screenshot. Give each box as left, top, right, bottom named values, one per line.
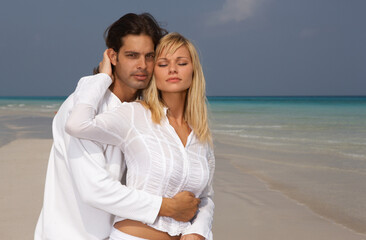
left=42, top=104, right=59, bottom=109
left=0, top=103, right=61, bottom=111
left=340, top=153, right=366, bottom=160
left=212, top=129, right=243, bottom=134
left=218, top=124, right=283, bottom=129
left=238, top=134, right=300, bottom=142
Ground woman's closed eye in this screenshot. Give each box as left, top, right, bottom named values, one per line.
left=157, top=62, right=188, bottom=67
left=157, top=63, right=168, bottom=67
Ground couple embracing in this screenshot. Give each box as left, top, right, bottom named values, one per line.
left=35, top=13, right=214, bottom=240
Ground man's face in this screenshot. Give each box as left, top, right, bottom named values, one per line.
left=111, top=34, right=155, bottom=90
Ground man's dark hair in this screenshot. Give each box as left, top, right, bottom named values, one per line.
left=93, top=13, right=167, bottom=74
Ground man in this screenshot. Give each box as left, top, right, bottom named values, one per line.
left=35, top=13, right=200, bottom=240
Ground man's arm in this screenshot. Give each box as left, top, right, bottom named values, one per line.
left=67, top=136, right=200, bottom=223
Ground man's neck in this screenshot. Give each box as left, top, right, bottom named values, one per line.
left=109, top=79, right=138, bottom=103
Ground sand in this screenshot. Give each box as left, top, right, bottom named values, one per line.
left=0, top=137, right=365, bottom=240
left=0, top=139, right=52, bottom=239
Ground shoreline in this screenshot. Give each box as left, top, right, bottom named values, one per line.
left=232, top=161, right=364, bottom=238
left=213, top=133, right=366, bottom=237
left=213, top=151, right=365, bottom=240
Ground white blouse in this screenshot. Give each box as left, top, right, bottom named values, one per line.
left=66, top=74, right=215, bottom=239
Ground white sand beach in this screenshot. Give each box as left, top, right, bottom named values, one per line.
left=0, top=138, right=52, bottom=239
left=1, top=136, right=365, bottom=239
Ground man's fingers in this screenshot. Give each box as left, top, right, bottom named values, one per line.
left=103, top=49, right=109, bottom=59
left=99, top=49, right=113, bottom=78
left=183, top=191, right=195, bottom=197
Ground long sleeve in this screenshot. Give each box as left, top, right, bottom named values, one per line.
left=67, top=137, right=162, bottom=224
left=181, top=146, right=215, bottom=240
left=65, top=73, right=132, bottom=148
left=65, top=73, right=162, bottom=224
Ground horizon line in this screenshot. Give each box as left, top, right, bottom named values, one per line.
left=1, top=95, right=366, bottom=99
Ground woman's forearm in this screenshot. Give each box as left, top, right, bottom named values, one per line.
left=65, top=74, right=125, bottom=146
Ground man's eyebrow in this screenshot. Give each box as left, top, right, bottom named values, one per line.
left=124, top=51, right=139, bottom=54
left=124, top=51, right=155, bottom=55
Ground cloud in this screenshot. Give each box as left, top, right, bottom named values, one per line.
left=206, top=0, right=264, bottom=25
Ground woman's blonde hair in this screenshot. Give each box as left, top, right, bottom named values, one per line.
left=142, top=32, right=212, bottom=144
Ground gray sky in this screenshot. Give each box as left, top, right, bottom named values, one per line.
left=1, top=0, right=365, bottom=96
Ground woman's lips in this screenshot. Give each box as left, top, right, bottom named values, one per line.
left=166, top=77, right=181, bottom=83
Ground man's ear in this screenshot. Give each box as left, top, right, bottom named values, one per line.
left=107, top=48, right=118, bottom=66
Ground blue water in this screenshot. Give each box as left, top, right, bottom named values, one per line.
left=1, top=96, right=365, bottom=156
left=208, top=96, right=366, bottom=162
left=0, top=96, right=65, bottom=112
left=206, top=96, right=366, bottom=234
left=1, top=95, right=365, bottom=160
left=0, top=97, right=65, bottom=146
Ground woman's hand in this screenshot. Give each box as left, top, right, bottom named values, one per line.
left=181, top=234, right=205, bottom=240
left=99, top=49, right=113, bottom=80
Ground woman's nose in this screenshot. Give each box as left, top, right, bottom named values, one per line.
left=168, top=64, right=177, bottom=74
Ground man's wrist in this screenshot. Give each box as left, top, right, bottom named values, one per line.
left=159, top=197, right=174, bottom=217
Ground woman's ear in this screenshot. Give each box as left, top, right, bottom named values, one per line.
left=107, top=48, right=118, bottom=66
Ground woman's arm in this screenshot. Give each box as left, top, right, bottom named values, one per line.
left=66, top=73, right=131, bottom=147
left=181, top=146, right=215, bottom=240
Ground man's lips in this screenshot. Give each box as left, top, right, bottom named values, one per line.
left=133, top=74, right=148, bottom=81
left=166, top=77, right=181, bottom=83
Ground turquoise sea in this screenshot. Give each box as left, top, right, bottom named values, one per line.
left=207, top=96, right=366, bottom=235
left=1, top=96, right=365, bottom=159
left=209, top=96, right=366, bottom=163
left=1, top=96, right=366, bottom=234
left=0, top=96, right=64, bottom=146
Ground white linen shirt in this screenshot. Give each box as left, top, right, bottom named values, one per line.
left=35, top=74, right=162, bottom=240
left=66, top=73, right=215, bottom=239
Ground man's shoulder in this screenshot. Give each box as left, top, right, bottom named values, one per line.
left=95, top=90, right=122, bottom=113
left=54, top=93, right=75, bottom=118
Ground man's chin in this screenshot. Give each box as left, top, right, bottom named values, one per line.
left=132, top=82, right=149, bottom=90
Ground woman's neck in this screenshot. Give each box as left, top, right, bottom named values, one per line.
left=162, top=91, right=187, bottom=125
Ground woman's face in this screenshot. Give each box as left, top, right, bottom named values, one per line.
left=154, top=45, right=193, bottom=94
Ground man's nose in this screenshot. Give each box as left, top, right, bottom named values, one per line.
left=137, top=57, right=147, bottom=70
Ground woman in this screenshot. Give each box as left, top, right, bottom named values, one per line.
left=66, top=33, right=215, bottom=240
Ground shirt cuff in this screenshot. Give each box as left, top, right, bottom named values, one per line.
left=144, top=195, right=163, bottom=224
left=75, top=73, right=113, bottom=107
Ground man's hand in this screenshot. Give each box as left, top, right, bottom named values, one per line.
left=99, top=49, right=113, bottom=80
left=159, top=191, right=200, bottom=222
left=181, top=234, right=205, bottom=240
